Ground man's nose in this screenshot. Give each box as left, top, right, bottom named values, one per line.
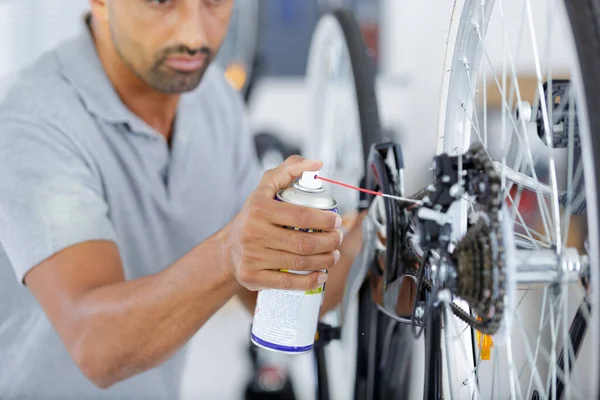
left=175, top=2, right=209, bottom=51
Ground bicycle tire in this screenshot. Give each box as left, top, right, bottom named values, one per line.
left=305, top=8, right=386, bottom=400
left=332, top=12, right=418, bottom=400
left=324, top=9, right=386, bottom=400
left=328, top=8, right=382, bottom=167
left=561, top=0, right=600, bottom=393
left=325, top=10, right=423, bottom=400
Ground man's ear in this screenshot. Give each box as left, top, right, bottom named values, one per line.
left=90, top=0, right=109, bottom=22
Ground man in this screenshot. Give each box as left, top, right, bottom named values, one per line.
left=0, top=1, right=364, bottom=398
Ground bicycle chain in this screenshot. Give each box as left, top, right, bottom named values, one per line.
left=412, top=143, right=505, bottom=335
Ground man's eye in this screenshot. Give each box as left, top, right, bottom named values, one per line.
left=206, top=0, right=226, bottom=6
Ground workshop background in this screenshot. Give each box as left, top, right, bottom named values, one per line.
left=0, top=0, right=579, bottom=399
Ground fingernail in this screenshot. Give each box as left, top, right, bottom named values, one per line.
left=317, top=273, right=328, bottom=285
left=335, top=216, right=343, bottom=229
left=334, top=250, right=341, bottom=264
left=338, top=230, right=344, bottom=245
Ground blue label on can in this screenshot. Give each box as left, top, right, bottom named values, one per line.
left=251, top=333, right=313, bottom=353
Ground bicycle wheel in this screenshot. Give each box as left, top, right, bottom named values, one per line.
left=305, top=8, right=381, bottom=216
left=427, top=0, right=600, bottom=398
left=304, top=8, right=388, bottom=400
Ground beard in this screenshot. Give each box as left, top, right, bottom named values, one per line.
left=145, top=45, right=215, bottom=94
left=113, top=33, right=215, bottom=94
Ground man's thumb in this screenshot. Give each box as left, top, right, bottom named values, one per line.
left=259, top=156, right=323, bottom=196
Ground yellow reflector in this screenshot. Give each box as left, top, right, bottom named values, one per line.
left=224, top=63, right=247, bottom=91
left=476, top=317, right=494, bottom=361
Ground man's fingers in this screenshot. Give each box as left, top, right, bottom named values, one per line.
left=265, top=227, right=343, bottom=256
left=239, top=247, right=340, bottom=273
left=265, top=200, right=342, bottom=231
left=235, top=248, right=339, bottom=290
left=274, top=250, right=340, bottom=272
left=251, top=270, right=329, bottom=291
left=258, top=156, right=323, bottom=197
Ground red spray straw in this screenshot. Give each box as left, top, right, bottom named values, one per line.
left=315, top=175, right=422, bottom=205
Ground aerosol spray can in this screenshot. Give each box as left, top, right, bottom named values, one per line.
left=251, top=171, right=338, bottom=354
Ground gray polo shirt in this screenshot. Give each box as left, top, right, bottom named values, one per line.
left=0, top=22, right=262, bottom=400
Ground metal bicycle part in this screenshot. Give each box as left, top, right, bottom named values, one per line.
left=361, top=141, right=425, bottom=324
left=428, top=0, right=600, bottom=399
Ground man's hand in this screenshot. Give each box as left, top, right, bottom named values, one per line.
left=225, top=156, right=344, bottom=292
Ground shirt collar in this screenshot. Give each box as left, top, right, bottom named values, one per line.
left=56, top=15, right=164, bottom=138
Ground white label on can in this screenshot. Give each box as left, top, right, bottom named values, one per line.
left=252, top=284, right=324, bottom=349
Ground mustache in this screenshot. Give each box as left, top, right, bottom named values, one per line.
left=159, top=45, right=214, bottom=61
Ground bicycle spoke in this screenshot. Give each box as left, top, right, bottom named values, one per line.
left=504, top=186, right=544, bottom=250
left=505, top=0, right=528, bottom=111
left=562, top=92, right=577, bottom=251
left=523, top=0, right=563, bottom=254
left=506, top=331, right=525, bottom=400
left=444, top=303, right=482, bottom=400
left=508, top=180, right=549, bottom=251
left=443, top=303, right=458, bottom=400
left=503, top=0, right=528, bottom=197
left=544, top=289, right=565, bottom=398
left=464, top=60, right=482, bottom=139
left=513, top=285, right=590, bottom=399
left=509, top=215, right=548, bottom=243
left=504, top=0, right=557, bottom=243
left=492, top=342, right=499, bottom=400
left=516, top=309, right=585, bottom=399
left=460, top=103, right=546, bottom=250
left=525, top=287, right=549, bottom=397
left=476, top=25, right=555, bottom=242
left=481, top=61, right=555, bottom=244
left=563, top=284, right=572, bottom=399
left=500, top=1, right=509, bottom=215
left=516, top=306, right=586, bottom=399
left=463, top=38, right=559, bottom=250
left=513, top=231, right=552, bottom=249
left=567, top=326, right=584, bottom=393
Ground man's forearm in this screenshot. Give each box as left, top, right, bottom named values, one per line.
left=71, top=228, right=238, bottom=388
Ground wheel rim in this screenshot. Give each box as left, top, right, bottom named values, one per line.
left=305, top=13, right=365, bottom=216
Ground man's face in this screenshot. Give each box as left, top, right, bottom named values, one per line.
left=98, top=0, right=234, bottom=94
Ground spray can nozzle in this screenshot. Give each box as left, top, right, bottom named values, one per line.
left=297, top=170, right=323, bottom=191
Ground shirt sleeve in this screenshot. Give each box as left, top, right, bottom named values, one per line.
left=0, top=112, right=117, bottom=284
